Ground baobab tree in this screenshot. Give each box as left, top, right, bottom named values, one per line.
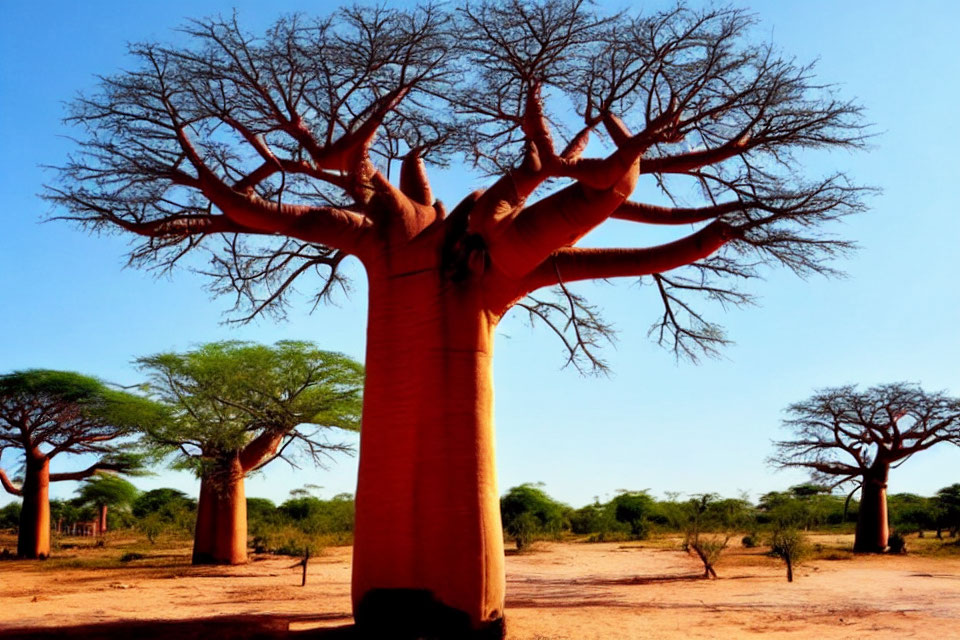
left=46, top=2, right=868, bottom=635
left=0, top=370, right=162, bottom=558
left=74, top=473, right=140, bottom=536
left=771, top=383, right=960, bottom=553
left=136, top=341, right=362, bottom=565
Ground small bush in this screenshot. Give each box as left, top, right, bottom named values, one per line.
left=687, top=534, right=728, bottom=578
left=120, top=552, right=145, bottom=563
left=507, top=513, right=539, bottom=551
left=585, top=529, right=631, bottom=543
left=888, top=530, right=907, bottom=554
left=771, top=527, right=808, bottom=582
left=251, top=524, right=325, bottom=557
left=741, top=534, right=759, bottom=548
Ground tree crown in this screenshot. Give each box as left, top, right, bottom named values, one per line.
left=0, top=369, right=166, bottom=459
left=771, top=383, right=960, bottom=488
left=136, top=341, right=363, bottom=476
left=47, top=0, right=870, bottom=370
left=74, top=473, right=141, bottom=508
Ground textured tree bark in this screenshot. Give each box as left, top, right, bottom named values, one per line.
left=854, top=463, right=890, bottom=553
left=18, top=456, right=51, bottom=559
left=351, top=244, right=506, bottom=639
left=192, top=459, right=248, bottom=565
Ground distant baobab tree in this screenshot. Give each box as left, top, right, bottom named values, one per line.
left=0, top=370, right=162, bottom=558
left=46, top=1, right=868, bottom=635
left=771, top=383, right=960, bottom=553
left=136, top=341, right=362, bottom=565
left=74, top=472, right=140, bottom=537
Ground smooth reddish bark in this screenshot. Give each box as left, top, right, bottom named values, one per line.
left=192, top=459, right=248, bottom=565
left=352, top=235, right=506, bottom=636
left=97, top=504, right=108, bottom=535
left=854, top=463, right=890, bottom=553
left=18, top=455, right=51, bottom=559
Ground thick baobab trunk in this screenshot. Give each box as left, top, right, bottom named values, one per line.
left=18, top=456, right=51, bottom=559
left=192, top=476, right=216, bottom=562
left=192, top=459, right=247, bottom=565
left=97, top=504, right=108, bottom=535
left=854, top=464, right=890, bottom=553
left=352, top=256, right=506, bottom=638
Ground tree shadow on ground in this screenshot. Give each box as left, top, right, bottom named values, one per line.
left=3, top=613, right=357, bottom=639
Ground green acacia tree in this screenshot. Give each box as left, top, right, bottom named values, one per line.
left=137, top=341, right=363, bottom=565
left=500, top=484, right=569, bottom=549
left=74, top=473, right=141, bottom=535
left=132, top=488, right=197, bottom=542
left=0, top=370, right=163, bottom=558
left=612, top=491, right=656, bottom=539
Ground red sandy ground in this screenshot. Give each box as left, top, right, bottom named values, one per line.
left=0, top=535, right=958, bottom=638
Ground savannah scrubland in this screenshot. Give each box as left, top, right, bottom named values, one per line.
left=1, top=530, right=959, bottom=639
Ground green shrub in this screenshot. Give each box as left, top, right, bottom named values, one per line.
left=771, top=527, right=808, bottom=582
left=500, top=484, right=570, bottom=549
left=585, top=529, right=631, bottom=543
left=887, top=530, right=907, bottom=554
left=612, top=492, right=654, bottom=540
left=251, top=523, right=325, bottom=556
left=0, top=503, right=21, bottom=530
left=507, top=512, right=539, bottom=551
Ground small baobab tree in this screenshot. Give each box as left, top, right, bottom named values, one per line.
left=74, top=472, right=140, bottom=536
left=137, top=341, right=362, bottom=565
left=0, top=370, right=163, bottom=558
left=46, top=1, right=869, bottom=633
left=771, top=383, right=960, bottom=553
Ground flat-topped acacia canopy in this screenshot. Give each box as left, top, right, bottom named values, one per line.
left=0, top=370, right=164, bottom=558
left=46, top=1, right=869, bottom=636
left=136, top=341, right=363, bottom=565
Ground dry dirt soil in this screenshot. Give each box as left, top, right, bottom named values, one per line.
left=1, top=534, right=958, bottom=639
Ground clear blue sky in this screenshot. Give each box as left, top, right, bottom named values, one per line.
left=2, top=1, right=959, bottom=509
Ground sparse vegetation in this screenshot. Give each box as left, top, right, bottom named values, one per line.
left=771, top=527, right=809, bottom=582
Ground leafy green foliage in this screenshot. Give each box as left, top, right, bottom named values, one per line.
left=612, top=491, right=655, bottom=539
left=500, top=484, right=570, bottom=548
left=75, top=474, right=140, bottom=509
left=770, top=527, right=808, bottom=581
left=132, top=488, right=196, bottom=519
left=934, top=484, right=960, bottom=536
left=248, top=490, right=355, bottom=554
left=889, top=493, right=937, bottom=535
left=506, top=513, right=540, bottom=551
left=569, top=500, right=629, bottom=540
left=679, top=494, right=753, bottom=578
left=49, top=500, right=81, bottom=530
left=0, top=369, right=166, bottom=473
left=0, top=502, right=20, bottom=530
left=246, top=497, right=278, bottom=523
left=131, top=488, right=196, bottom=543
left=136, top=341, right=363, bottom=477
left=758, top=485, right=854, bottom=529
